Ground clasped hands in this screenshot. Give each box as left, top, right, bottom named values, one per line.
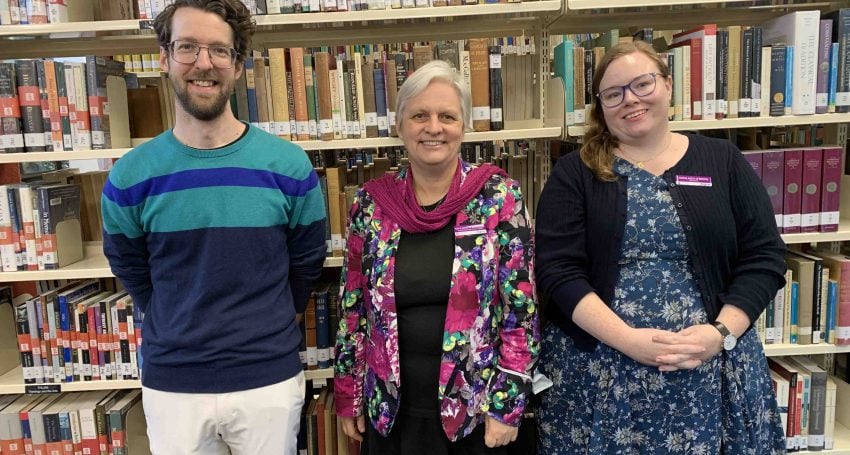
left=618, top=323, right=724, bottom=372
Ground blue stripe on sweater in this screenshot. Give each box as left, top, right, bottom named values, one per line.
left=103, top=167, right=319, bottom=207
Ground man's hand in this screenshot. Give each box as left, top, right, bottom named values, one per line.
left=339, top=415, right=366, bottom=442
left=484, top=415, right=518, bottom=448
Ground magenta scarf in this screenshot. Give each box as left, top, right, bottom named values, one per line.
left=363, top=160, right=507, bottom=233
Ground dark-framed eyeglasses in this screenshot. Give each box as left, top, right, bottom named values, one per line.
left=597, top=72, right=659, bottom=108
left=168, top=40, right=238, bottom=69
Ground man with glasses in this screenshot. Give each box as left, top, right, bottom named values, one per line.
left=101, top=1, right=327, bottom=453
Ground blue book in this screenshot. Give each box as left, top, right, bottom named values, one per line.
left=132, top=302, right=144, bottom=375
left=785, top=46, right=794, bottom=113
left=373, top=67, right=388, bottom=137
left=829, top=43, right=839, bottom=111
left=552, top=39, right=575, bottom=125
left=827, top=279, right=838, bottom=344
left=56, top=280, right=100, bottom=381
left=243, top=57, right=259, bottom=127
left=790, top=281, right=799, bottom=344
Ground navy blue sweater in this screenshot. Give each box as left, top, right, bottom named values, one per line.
left=102, top=125, right=327, bottom=392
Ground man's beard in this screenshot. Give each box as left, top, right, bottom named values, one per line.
left=171, top=73, right=232, bottom=121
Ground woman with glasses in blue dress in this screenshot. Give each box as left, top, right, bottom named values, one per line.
left=534, top=40, right=787, bottom=454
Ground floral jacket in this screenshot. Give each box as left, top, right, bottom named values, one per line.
left=333, top=161, right=540, bottom=442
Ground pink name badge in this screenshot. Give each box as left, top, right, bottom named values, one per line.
left=454, top=224, right=486, bottom=237
left=675, top=175, right=712, bottom=187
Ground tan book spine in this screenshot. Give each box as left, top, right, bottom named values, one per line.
left=354, top=53, right=366, bottom=139
left=361, top=62, right=377, bottom=138
left=468, top=38, right=491, bottom=132
left=268, top=48, right=292, bottom=140
left=314, top=52, right=335, bottom=141
left=726, top=25, right=742, bottom=118
left=329, top=68, right=342, bottom=140
left=253, top=56, right=271, bottom=133
left=412, top=44, right=433, bottom=71
left=289, top=48, right=310, bottom=141
left=324, top=165, right=345, bottom=257
left=386, top=59, right=399, bottom=136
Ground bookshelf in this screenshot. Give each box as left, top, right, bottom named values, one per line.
left=546, top=1, right=850, bottom=452
left=567, top=113, right=850, bottom=137
left=0, top=0, right=561, bottom=415
left=0, top=125, right=560, bottom=164
left=0, top=243, right=344, bottom=284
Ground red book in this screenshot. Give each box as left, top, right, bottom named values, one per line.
left=762, top=150, right=785, bottom=231
left=782, top=149, right=803, bottom=234
left=800, top=147, right=823, bottom=233
left=819, top=146, right=842, bottom=232
left=668, top=38, right=703, bottom=120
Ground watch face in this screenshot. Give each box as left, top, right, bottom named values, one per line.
left=723, top=335, right=737, bottom=351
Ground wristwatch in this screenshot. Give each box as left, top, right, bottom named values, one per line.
left=711, top=321, right=738, bottom=351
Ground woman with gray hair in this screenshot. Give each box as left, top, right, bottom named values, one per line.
left=334, top=60, right=539, bottom=454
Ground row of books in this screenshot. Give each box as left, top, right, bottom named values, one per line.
left=0, top=56, right=129, bottom=153
left=112, top=54, right=161, bottom=75
left=232, top=38, right=534, bottom=142
left=301, top=386, right=360, bottom=455
left=240, top=0, right=534, bottom=16
left=743, top=146, right=842, bottom=234
left=554, top=9, right=850, bottom=125
left=0, top=0, right=74, bottom=25
left=0, top=181, right=85, bottom=273
left=0, top=389, right=144, bottom=455
left=12, top=279, right=143, bottom=385
left=301, top=284, right=339, bottom=371
left=762, top=247, right=850, bottom=348
left=768, top=356, right=844, bottom=452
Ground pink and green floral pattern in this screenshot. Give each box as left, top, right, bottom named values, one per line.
left=334, top=161, right=539, bottom=442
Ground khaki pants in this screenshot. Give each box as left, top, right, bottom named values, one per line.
left=142, top=372, right=305, bottom=455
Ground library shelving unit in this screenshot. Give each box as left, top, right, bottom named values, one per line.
left=0, top=3, right=564, bottom=446
left=546, top=0, right=850, bottom=453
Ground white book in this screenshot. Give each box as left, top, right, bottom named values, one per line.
left=760, top=46, right=772, bottom=117
left=762, top=11, right=820, bottom=115
left=0, top=185, right=16, bottom=272
left=266, top=0, right=281, bottom=13
left=672, top=25, right=717, bottom=119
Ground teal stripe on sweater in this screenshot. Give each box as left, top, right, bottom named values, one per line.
left=104, top=185, right=325, bottom=234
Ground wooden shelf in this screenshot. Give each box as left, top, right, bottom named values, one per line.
left=305, top=368, right=334, bottom=382
left=0, top=243, right=344, bottom=282
left=255, top=1, right=560, bottom=26
left=0, top=125, right=559, bottom=163
left=298, top=125, right=560, bottom=150
left=781, top=219, right=850, bottom=245
left=813, top=422, right=850, bottom=455
left=132, top=71, right=163, bottom=78
left=0, top=148, right=135, bottom=164
left=565, top=0, right=813, bottom=9
left=0, top=364, right=334, bottom=395
left=0, top=365, right=140, bottom=395
left=763, top=343, right=850, bottom=357
left=566, top=114, right=850, bottom=137
left=0, top=19, right=141, bottom=37
left=551, top=1, right=845, bottom=34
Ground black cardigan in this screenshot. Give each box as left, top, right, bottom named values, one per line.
left=535, top=133, right=787, bottom=351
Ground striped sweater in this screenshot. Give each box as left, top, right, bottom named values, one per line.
left=102, top=124, right=327, bottom=393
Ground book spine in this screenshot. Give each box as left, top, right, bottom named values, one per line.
left=488, top=45, right=503, bottom=131
left=817, top=20, right=834, bottom=113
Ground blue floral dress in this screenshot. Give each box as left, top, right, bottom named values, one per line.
left=537, top=159, right=786, bottom=454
